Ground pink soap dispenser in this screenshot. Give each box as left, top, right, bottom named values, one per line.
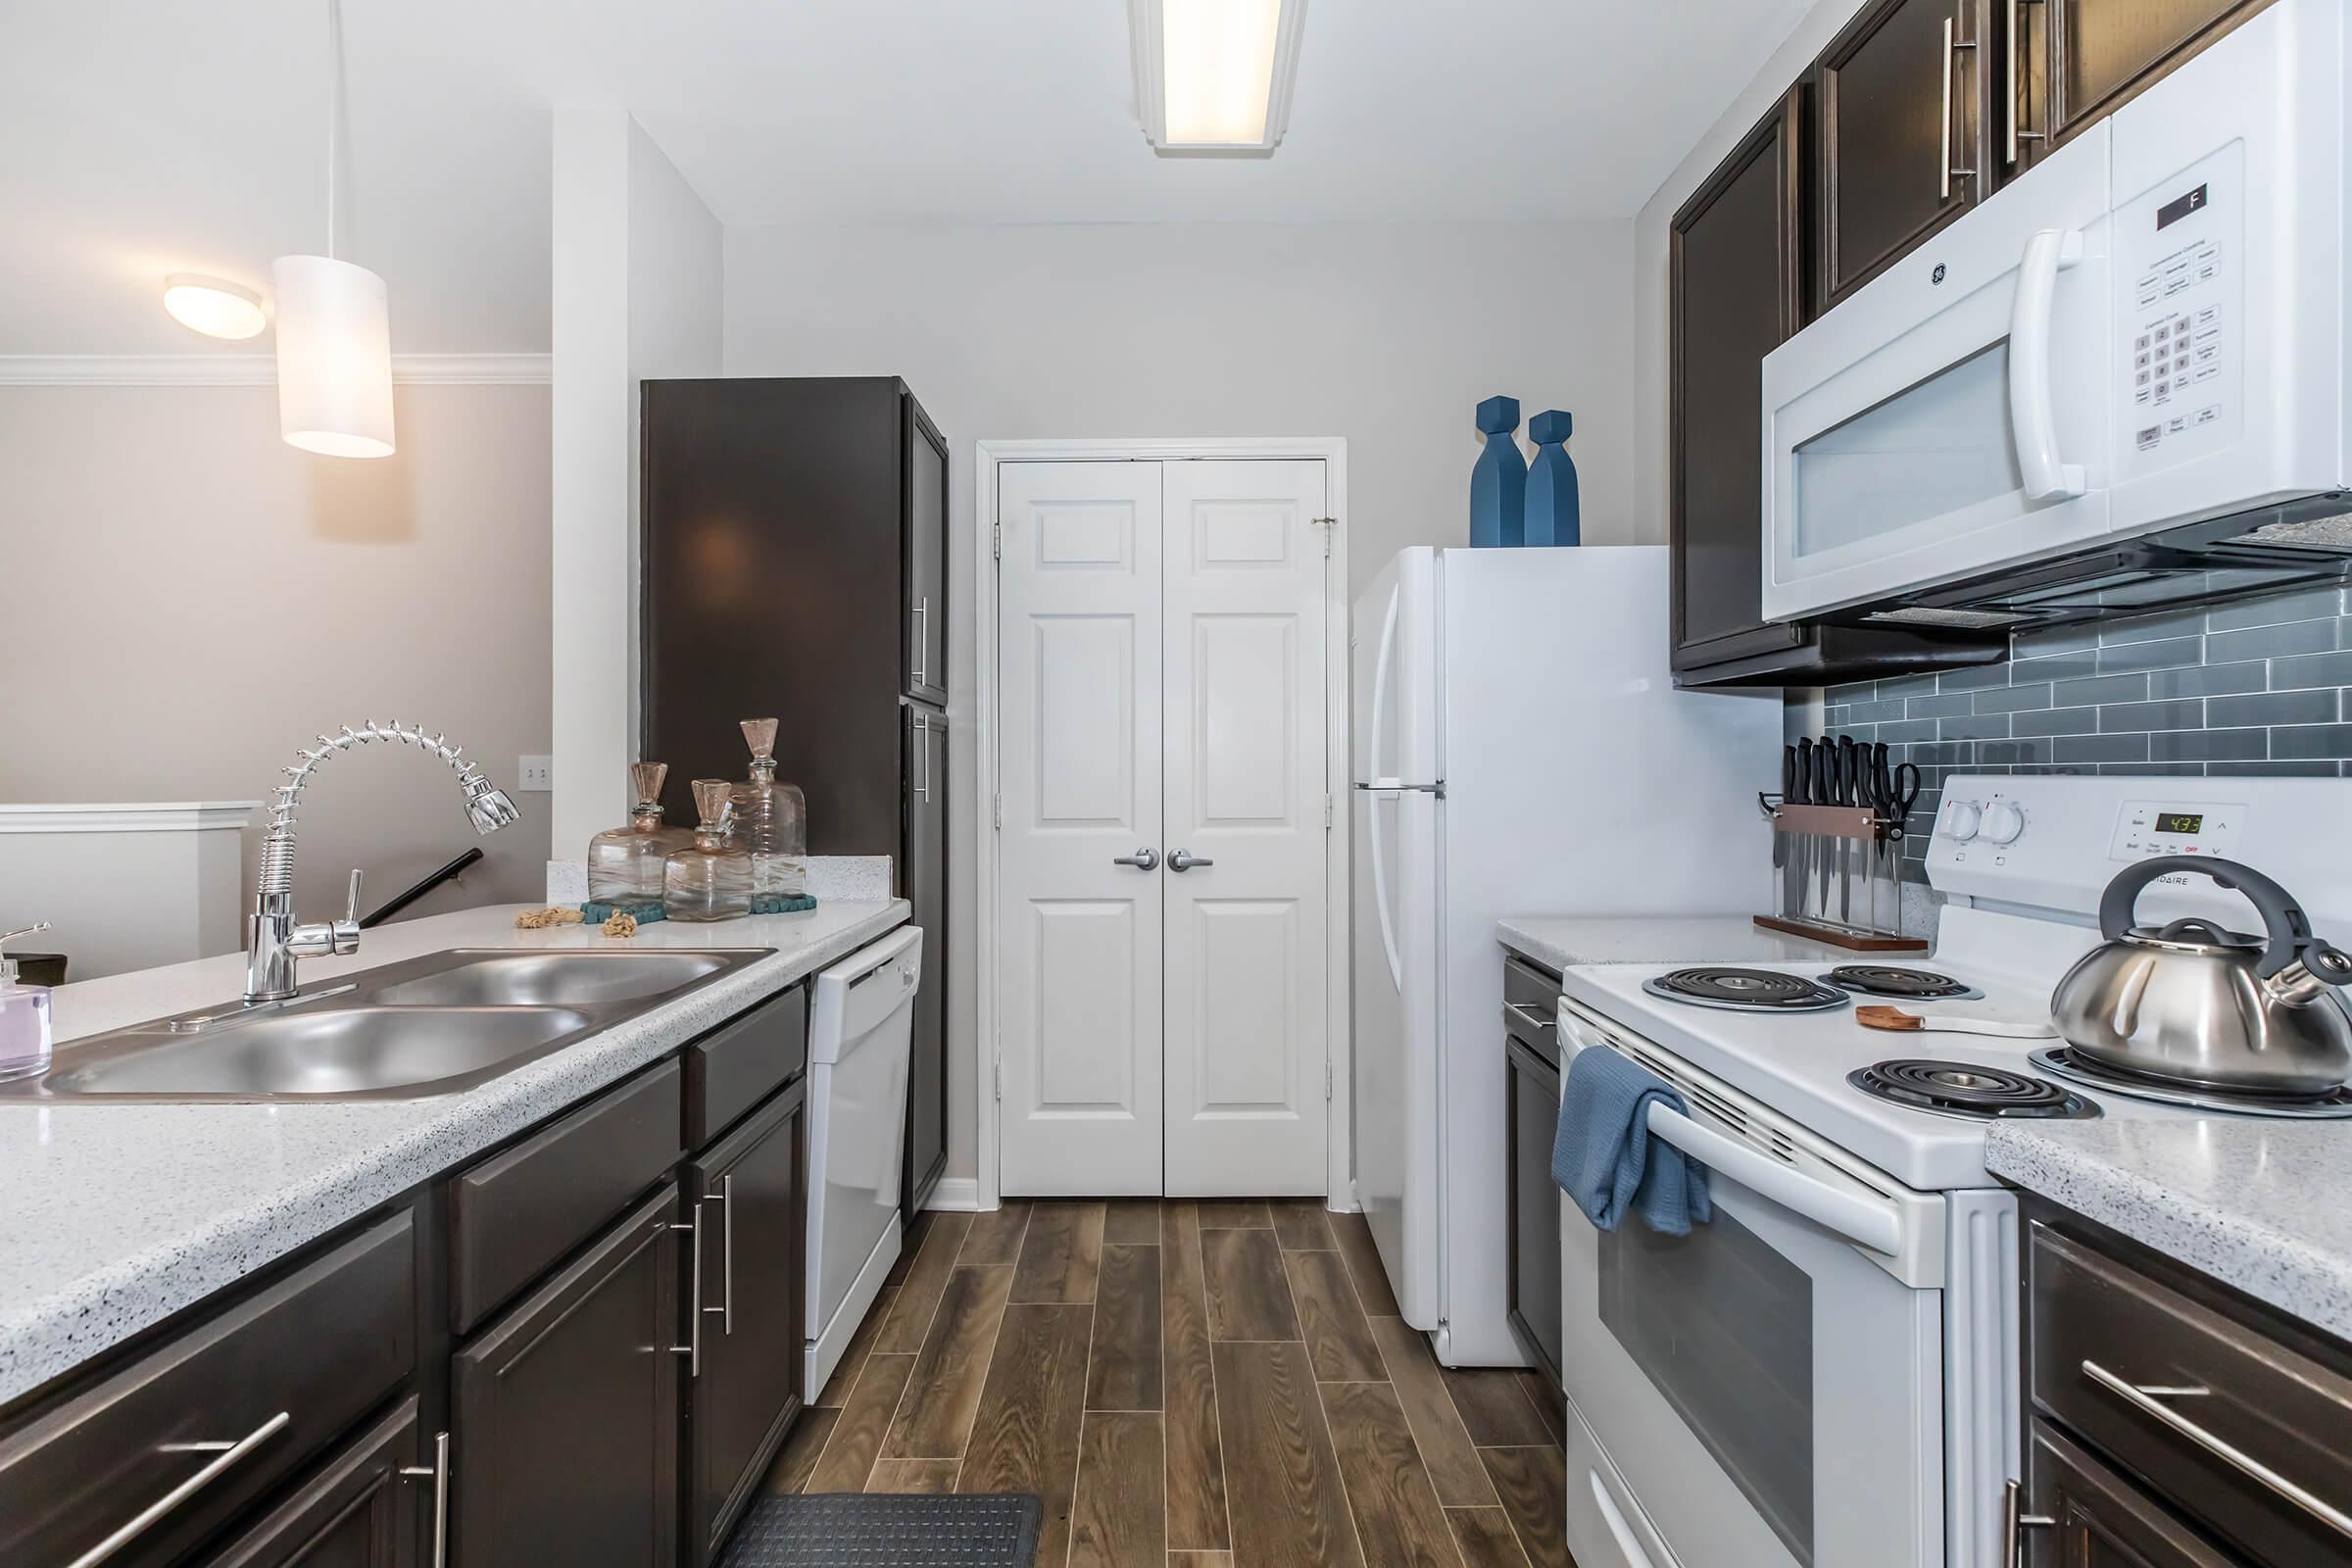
left=0, top=922, right=53, bottom=1083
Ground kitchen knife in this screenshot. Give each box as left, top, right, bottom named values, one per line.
left=1834, top=737, right=1855, bottom=922
left=1812, top=742, right=1835, bottom=916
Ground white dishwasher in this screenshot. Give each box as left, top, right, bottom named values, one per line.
left=804, top=924, right=922, bottom=1396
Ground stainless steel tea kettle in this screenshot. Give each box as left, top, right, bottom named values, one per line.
left=2051, top=856, right=2352, bottom=1096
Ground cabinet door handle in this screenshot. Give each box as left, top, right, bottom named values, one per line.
left=69, top=1411, right=291, bottom=1568
left=910, top=596, right=930, bottom=688
left=670, top=1202, right=706, bottom=1377
left=2082, top=1359, right=2352, bottom=1541
left=399, top=1430, right=451, bottom=1568
left=715, top=1174, right=735, bottom=1335
left=2007, top=0, right=2047, bottom=165
left=2001, top=1478, right=2054, bottom=1568
left=1941, top=15, right=1978, bottom=200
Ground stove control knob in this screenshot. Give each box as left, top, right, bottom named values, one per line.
left=1945, top=800, right=1984, bottom=842
left=1979, top=800, right=2027, bottom=846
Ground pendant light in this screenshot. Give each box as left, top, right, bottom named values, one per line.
left=273, top=0, right=394, bottom=459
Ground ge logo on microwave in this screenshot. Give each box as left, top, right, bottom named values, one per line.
left=1932, top=264, right=1947, bottom=285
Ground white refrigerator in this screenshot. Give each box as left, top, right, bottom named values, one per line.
left=1350, top=545, right=1780, bottom=1367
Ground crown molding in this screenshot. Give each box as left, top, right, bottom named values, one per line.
left=0, top=803, right=260, bottom=835
left=0, top=353, right=552, bottom=387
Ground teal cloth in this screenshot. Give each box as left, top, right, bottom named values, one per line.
left=575, top=893, right=814, bottom=923
left=579, top=898, right=665, bottom=924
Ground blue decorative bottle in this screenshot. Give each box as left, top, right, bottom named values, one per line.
left=1524, top=410, right=1581, bottom=547
left=1469, top=395, right=1526, bottom=548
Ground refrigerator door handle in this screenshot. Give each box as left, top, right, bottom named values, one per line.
left=1366, top=583, right=1399, bottom=786
left=1366, top=786, right=1404, bottom=991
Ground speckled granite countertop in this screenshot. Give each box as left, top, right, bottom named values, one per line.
left=0, top=898, right=908, bottom=1406
left=1496, top=914, right=1845, bottom=972
left=1986, top=1120, right=2352, bottom=1345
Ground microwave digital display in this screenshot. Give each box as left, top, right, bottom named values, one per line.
left=2154, top=811, right=2205, bottom=835
left=2157, top=184, right=2209, bottom=230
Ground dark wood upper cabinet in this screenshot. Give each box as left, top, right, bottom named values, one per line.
left=1670, top=86, right=1810, bottom=676
left=2009, top=0, right=2268, bottom=172
left=1818, top=0, right=1996, bottom=308
left=905, top=399, right=950, bottom=710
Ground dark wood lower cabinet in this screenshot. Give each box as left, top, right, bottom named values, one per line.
left=2027, top=1420, right=2243, bottom=1568
left=201, top=1398, right=424, bottom=1568
left=686, top=1080, right=808, bottom=1564
left=453, top=1183, right=683, bottom=1568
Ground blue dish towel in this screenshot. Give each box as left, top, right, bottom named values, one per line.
left=1553, top=1046, right=1713, bottom=1236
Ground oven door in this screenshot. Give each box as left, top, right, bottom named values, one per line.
left=1762, top=122, right=2114, bottom=623
left=1556, top=1007, right=1947, bottom=1568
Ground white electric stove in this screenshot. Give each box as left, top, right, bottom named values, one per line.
left=1550, top=773, right=2352, bottom=1568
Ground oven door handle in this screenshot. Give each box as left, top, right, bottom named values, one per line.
left=1591, top=1471, right=1661, bottom=1568
left=1643, top=1102, right=1904, bottom=1258
left=2010, top=226, right=2088, bottom=502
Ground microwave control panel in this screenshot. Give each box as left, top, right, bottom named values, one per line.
left=2113, top=143, right=2244, bottom=475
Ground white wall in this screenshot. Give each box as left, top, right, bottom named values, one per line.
left=549, top=111, right=722, bottom=868
left=0, top=379, right=555, bottom=959
left=1631, top=0, right=1869, bottom=526
left=724, top=216, right=1638, bottom=1187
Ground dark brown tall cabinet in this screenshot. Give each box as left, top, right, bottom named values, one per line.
left=644, top=376, right=951, bottom=1222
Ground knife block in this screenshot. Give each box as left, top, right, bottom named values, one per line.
left=1754, top=796, right=1927, bottom=953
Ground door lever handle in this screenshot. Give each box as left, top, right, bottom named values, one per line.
left=1168, top=849, right=1213, bottom=872
left=1111, top=848, right=1160, bottom=870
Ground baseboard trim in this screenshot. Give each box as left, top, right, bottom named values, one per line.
left=924, top=1178, right=983, bottom=1212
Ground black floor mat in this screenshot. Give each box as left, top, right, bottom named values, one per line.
left=717, top=1493, right=1043, bottom=1567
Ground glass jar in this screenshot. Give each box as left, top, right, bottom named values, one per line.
left=728, top=717, right=808, bottom=897
left=663, top=779, right=753, bottom=922
left=587, top=761, right=695, bottom=904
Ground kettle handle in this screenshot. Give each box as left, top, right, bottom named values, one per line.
left=2101, top=856, right=2349, bottom=981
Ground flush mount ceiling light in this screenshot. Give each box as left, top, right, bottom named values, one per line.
left=273, top=0, right=395, bottom=459
left=1130, top=0, right=1309, bottom=155
left=162, top=274, right=268, bottom=340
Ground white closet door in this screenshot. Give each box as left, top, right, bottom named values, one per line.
left=1159, top=460, right=1330, bottom=1197
left=996, top=461, right=1166, bottom=1196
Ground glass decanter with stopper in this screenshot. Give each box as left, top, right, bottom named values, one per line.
left=663, top=779, right=753, bottom=921
left=728, top=717, right=808, bottom=898
left=586, top=761, right=694, bottom=904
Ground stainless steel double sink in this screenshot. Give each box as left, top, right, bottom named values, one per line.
left=2, top=948, right=773, bottom=1103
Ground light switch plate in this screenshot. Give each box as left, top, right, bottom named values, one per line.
left=517, top=756, right=554, bottom=791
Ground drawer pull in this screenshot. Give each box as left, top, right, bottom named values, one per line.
left=2082, top=1358, right=2352, bottom=1541
left=69, top=1410, right=291, bottom=1568
left=1503, top=1001, right=1555, bottom=1035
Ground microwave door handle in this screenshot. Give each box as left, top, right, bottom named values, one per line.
left=2010, top=227, right=2088, bottom=501
left=1642, top=1101, right=1904, bottom=1257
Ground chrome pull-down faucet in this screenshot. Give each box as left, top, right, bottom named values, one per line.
left=246, top=722, right=519, bottom=1002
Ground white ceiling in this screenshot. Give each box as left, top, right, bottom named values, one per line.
left=2, top=0, right=1814, bottom=356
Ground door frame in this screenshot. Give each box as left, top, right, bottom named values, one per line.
left=973, top=437, right=1351, bottom=1214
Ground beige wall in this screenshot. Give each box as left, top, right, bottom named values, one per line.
left=0, top=380, right=554, bottom=955
left=723, top=216, right=1640, bottom=1190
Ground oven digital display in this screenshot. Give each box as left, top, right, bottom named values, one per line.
left=2155, top=811, right=2204, bottom=835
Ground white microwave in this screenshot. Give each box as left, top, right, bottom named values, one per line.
left=1760, top=0, right=2352, bottom=630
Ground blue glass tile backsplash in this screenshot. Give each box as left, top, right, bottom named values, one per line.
left=1799, top=585, right=2352, bottom=880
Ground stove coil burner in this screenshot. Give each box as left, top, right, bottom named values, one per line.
left=1643, top=967, right=1849, bottom=1013
left=1820, top=965, right=1983, bottom=1002
left=2031, top=1048, right=2352, bottom=1120
left=1849, top=1058, right=2100, bottom=1120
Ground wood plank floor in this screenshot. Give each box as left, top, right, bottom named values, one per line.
left=766, top=1200, right=1572, bottom=1567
